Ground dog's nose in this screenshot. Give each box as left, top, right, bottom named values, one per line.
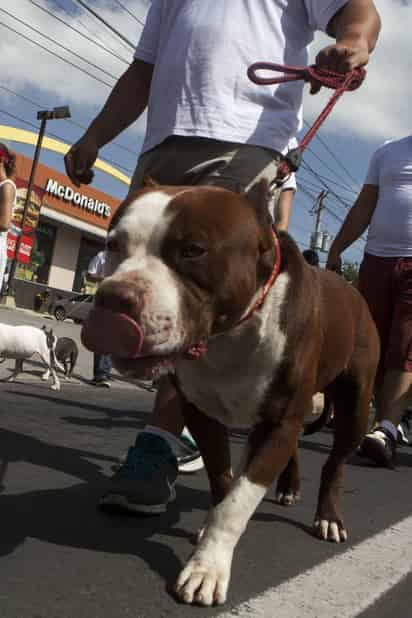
left=81, top=280, right=144, bottom=358
left=94, top=279, right=142, bottom=318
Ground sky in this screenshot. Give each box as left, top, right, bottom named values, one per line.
left=0, top=0, right=410, bottom=266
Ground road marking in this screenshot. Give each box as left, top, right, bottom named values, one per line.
left=219, top=515, right=412, bottom=618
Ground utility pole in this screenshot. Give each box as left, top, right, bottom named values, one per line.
left=310, top=190, right=329, bottom=251
left=5, top=106, right=71, bottom=302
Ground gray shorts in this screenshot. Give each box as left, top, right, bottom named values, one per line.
left=129, top=136, right=282, bottom=207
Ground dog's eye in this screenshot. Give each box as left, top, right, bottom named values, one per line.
left=181, top=243, right=206, bottom=260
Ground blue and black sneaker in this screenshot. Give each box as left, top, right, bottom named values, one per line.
left=99, top=433, right=178, bottom=515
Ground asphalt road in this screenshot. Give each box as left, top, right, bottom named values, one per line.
left=0, top=307, right=411, bottom=618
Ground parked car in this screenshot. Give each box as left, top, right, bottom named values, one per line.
left=53, top=294, right=94, bottom=323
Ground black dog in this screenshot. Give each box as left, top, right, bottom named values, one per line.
left=54, top=337, right=79, bottom=379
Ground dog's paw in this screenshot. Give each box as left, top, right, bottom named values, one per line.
left=313, top=518, right=347, bottom=543
left=41, top=373, right=49, bottom=381
left=51, top=384, right=61, bottom=391
left=275, top=490, right=301, bottom=506
left=175, top=549, right=232, bottom=606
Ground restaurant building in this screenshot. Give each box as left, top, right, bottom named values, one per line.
left=9, top=152, right=122, bottom=308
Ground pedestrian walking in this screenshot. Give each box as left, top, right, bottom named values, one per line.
left=0, top=144, right=17, bottom=294
left=327, top=135, right=412, bottom=466
left=87, top=250, right=112, bottom=388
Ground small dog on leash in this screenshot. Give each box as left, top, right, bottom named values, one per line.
left=50, top=337, right=79, bottom=380
left=0, top=323, right=63, bottom=390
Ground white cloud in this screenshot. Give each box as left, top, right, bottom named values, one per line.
left=306, top=0, right=411, bottom=143
left=0, top=0, right=148, bottom=136
left=0, top=0, right=409, bottom=148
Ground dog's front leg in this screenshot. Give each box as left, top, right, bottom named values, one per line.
left=175, top=415, right=301, bottom=606
left=181, top=398, right=233, bottom=507
left=6, top=359, right=23, bottom=382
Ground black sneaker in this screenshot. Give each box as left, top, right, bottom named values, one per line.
left=359, top=426, right=396, bottom=467
left=99, top=433, right=178, bottom=515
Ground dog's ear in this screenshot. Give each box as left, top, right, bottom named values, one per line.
left=142, top=175, right=159, bottom=188
left=244, top=179, right=272, bottom=226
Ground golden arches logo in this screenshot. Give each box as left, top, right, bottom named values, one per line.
left=0, top=124, right=131, bottom=186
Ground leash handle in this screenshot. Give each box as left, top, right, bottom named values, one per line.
left=247, top=62, right=366, bottom=179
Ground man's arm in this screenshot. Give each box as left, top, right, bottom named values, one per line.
left=275, top=189, right=294, bottom=232
left=326, top=183, right=378, bottom=271
left=65, top=59, right=153, bottom=186
left=315, top=0, right=381, bottom=76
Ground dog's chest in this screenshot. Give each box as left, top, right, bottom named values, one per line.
left=177, top=275, right=289, bottom=428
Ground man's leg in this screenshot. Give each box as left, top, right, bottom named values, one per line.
left=360, top=257, right=412, bottom=466
left=100, top=376, right=203, bottom=514
left=91, top=353, right=111, bottom=387
left=361, top=370, right=412, bottom=466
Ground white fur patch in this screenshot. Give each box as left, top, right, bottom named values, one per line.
left=175, top=476, right=267, bottom=605
left=177, top=272, right=290, bottom=427
left=107, top=190, right=185, bottom=355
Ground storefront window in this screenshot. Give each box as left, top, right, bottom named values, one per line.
left=15, top=222, right=57, bottom=284
left=72, top=236, right=104, bottom=293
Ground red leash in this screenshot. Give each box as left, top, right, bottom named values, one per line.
left=247, top=62, right=366, bottom=179
left=237, top=230, right=281, bottom=326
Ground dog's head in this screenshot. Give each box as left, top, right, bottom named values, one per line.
left=81, top=178, right=278, bottom=379
left=42, top=325, right=57, bottom=350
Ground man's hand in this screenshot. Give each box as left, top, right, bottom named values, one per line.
left=316, top=42, right=369, bottom=73
left=326, top=249, right=342, bottom=274
left=64, top=135, right=99, bottom=187
left=310, top=42, right=369, bottom=94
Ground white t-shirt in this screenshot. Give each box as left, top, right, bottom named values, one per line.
left=135, top=0, right=349, bottom=156
left=364, top=136, right=412, bottom=257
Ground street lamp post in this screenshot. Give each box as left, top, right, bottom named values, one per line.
left=6, top=106, right=71, bottom=299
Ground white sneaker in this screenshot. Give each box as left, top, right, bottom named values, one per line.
left=176, top=428, right=204, bottom=473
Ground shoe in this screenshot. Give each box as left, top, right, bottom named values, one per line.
left=359, top=426, right=396, bottom=467
left=397, top=412, right=411, bottom=446
left=134, top=379, right=157, bottom=392
left=99, top=433, right=178, bottom=515
left=177, top=429, right=204, bottom=473
left=91, top=379, right=111, bottom=388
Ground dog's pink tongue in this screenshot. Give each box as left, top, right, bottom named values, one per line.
left=81, top=307, right=144, bottom=358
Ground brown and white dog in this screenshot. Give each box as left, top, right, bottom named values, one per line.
left=81, top=178, right=380, bottom=606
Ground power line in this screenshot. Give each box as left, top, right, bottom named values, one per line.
left=0, top=84, right=138, bottom=159
left=303, top=144, right=359, bottom=195
left=0, top=20, right=114, bottom=89
left=112, top=0, right=145, bottom=26
left=27, top=0, right=130, bottom=65
left=303, top=119, right=362, bottom=190
left=0, top=108, right=134, bottom=175
left=71, top=0, right=135, bottom=49
left=0, top=8, right=119, bottom=82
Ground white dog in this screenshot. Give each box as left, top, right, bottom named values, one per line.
left=0, top=324, right=63, bottom=390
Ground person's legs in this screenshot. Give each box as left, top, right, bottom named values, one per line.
left=360, top=257, right=412, bottom=465
left=92, top=353, right=112, bottom=387
left=101, top=137, right=282, bottom=513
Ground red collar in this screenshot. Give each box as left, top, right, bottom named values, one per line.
left=236, top=229, right=281, bottom=326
